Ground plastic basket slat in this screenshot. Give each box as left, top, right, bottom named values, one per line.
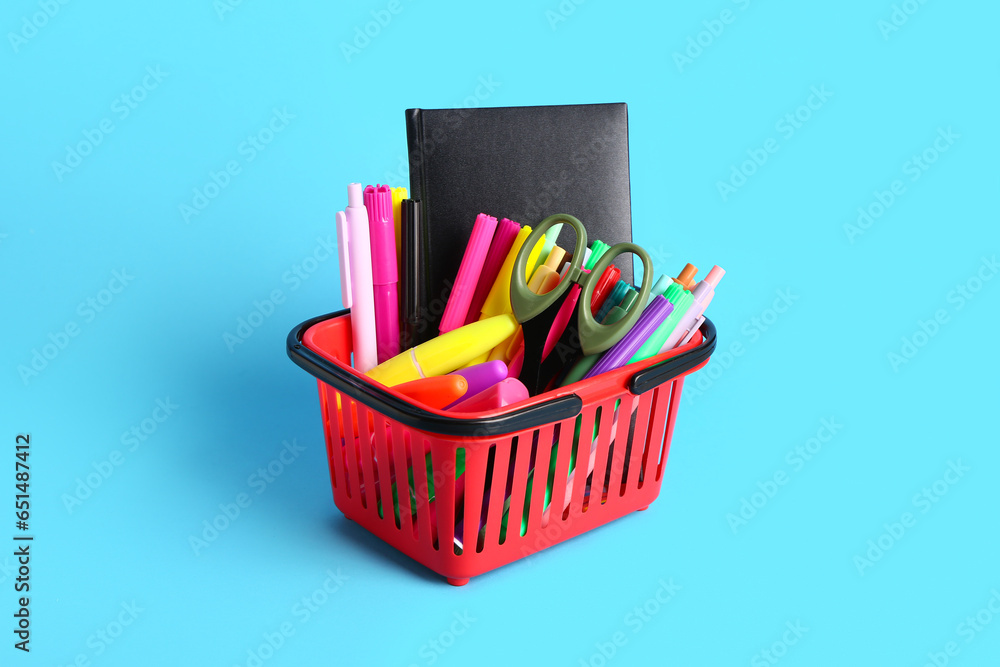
left=483, top=438, right=512, bottom=550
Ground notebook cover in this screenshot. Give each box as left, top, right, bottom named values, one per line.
left=406, top=103, right=633, bottom=331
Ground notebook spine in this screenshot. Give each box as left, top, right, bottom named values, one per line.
left=404, top=108, right=428, bottom=215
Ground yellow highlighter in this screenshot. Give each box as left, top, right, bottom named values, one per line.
left=463, top=226, right=533, bottom=367
left=487, top=339, right=510, bottom=363
left=486, top=246, right=565, bottom=363
left=525, top=235, right=546, bottom=281
left=478, top=232, right=544, bottom=362
left=391, top=186, right=408, bottom=269
left=479, top=226, right=534, bottom=320
left=367, top=314, right=518, bottom=387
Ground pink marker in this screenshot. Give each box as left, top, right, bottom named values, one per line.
left=345, top=183, right=377, bottom=372
left=465, top=218, right=520, bottom=325
left=441, top=213, right=498, bottom=333
left=507, top=345, right=524, bottom=379
left=542, top=275, right=587, bottom=360
left=449, top=378, right=529, bottom=413
left=364, top=185, right=400, bottom=363
left=663, top=265, right=724, bottom=351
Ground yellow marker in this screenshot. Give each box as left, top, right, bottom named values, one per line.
left=543, top=246, right=566, bottom=272
left=461, top=354, right=489, bottom=369
left=487, top=337, right=511, bottom=362
left=367, top=315, right=517, bottom=387
left=391, top=186, right=408, bottom=270
left=480, top=226, right=534, bottom=320
left=525, top=235, right=545, bottom=281
left=505, top=327, right=525, bottom=360
left=528, top=245, right=565, bottom=294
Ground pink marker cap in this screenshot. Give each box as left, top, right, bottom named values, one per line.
left=364, top=184, right=397, bottom=285
left=704, top=265, right=725, bottom=288
left=450, top=378, right=529, bottom=413
left=440, top=213, right=498, bottom=333
left=465, top=218, right=521, bottom=325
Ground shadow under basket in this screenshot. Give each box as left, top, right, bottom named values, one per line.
left=287, top=310, right=716, bottom=585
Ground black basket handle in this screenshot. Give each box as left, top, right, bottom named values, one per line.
left=287, top=311, right=583, bottom=438
left=287, top=311, right=715, bottom=437
left=628, top=317, right=717, bottom=395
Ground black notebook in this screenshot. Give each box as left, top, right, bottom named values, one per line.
left=405, top=103, right=633, bottom=332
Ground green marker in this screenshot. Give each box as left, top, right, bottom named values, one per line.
left=628, top=282, right=694, bottom=363
left=584, top=240, right=610, bottom=271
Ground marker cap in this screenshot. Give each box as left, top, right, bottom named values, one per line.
left=584, top=240, right=608, bottom=270
left=540, top=223, right=564, bottom=265
left=650, top=275, right=671, bottom=299
left=543, top=246, right=566, bottom=272
left=394, top=375, right=468, bottom=410
left=347, top=182, right=363, bottom=207
left=704, top=265, right=725, bottom=288
left=365, top=184, right=398, bottom=285
left=674, top=263, right=698, bottom=290
left=616, top=288, right=639, bottom=313
left=440, top=213, right=498, bottom=332
left=465, top=218, right=521, bottom=326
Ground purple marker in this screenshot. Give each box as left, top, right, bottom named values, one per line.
left=583, top=295, right=673, bottom=380
left=445, top=360, right=508, bottom=409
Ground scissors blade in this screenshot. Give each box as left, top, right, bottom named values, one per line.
left=518, top=284, right=586, bottom=395
left=517, top=287, right=577, bottom=395
left=537, top=315, right=585, bottom=391
left=517, top=315, right=552, bottom=395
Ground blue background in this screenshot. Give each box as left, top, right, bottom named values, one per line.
left=2, top=0, right=998, bottom=665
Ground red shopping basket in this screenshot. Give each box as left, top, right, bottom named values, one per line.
left=287, top=310, right=716, bottom=585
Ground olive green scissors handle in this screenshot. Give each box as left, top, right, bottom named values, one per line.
left=510, top=214, right=654, bottom=357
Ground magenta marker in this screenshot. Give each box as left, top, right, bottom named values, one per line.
left=364, top=184, right=400, bottom=363
left=441, top=213, right=498, bottom=333
left=446, top=360, right=508, bottom=409
left=465, top=218, right=520, bottom=325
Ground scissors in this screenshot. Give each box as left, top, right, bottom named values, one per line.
left=509, top=214, right=653, bottom=395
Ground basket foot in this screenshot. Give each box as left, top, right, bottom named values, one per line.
left=637, top=505, right=649, bottom=512
left=446, top=577, right=470, bottom=587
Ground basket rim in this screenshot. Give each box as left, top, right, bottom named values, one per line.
left=286, top=309, right=716, bottom=438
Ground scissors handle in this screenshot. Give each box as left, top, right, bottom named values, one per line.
left=510, top=214, right=588, bottom=323
left=577, top=242, right=654, bottom=357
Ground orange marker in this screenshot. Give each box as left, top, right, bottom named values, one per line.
left=673, top=263, right=698, bottom=291
left=339, top=375, right=468, bottom=429
left=393, top=375, right=469, bottom=410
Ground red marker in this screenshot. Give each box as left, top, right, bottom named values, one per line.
left=590, top=264, right=621, bottom=315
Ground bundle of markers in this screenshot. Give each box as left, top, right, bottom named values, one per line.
left=335, top=182, right=724, bottom=412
